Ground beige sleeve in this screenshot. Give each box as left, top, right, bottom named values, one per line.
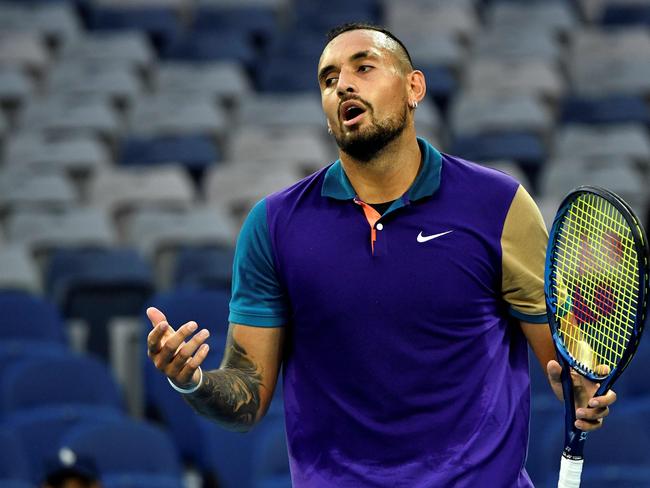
left=501, top=185, right=549, bottom=322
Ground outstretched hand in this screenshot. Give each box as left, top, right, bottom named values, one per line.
left=146, top=307, right=211, bottom=390
left=547, top=359, right=617, bottom=432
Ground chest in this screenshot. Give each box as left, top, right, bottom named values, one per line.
left=271, top=198, right=505, bottom=322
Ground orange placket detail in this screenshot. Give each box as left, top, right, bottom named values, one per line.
left=354, top=198, right=382, bottom=254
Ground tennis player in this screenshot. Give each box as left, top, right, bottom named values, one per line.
left=147, top=23, right=617, bottom=487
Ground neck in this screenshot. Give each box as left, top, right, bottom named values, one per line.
left=339, top=129, right=421, bottom=204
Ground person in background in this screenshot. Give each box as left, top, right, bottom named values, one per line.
left=42, top=450, right=101, bottom=488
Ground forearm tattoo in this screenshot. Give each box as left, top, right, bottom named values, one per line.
left=184, top=333, right=263, bottom=431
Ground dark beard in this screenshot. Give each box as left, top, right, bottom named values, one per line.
left=334, top=105, right=408, bottom=163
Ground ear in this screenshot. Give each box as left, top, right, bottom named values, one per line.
left=407, top=70, right=427, bottom=105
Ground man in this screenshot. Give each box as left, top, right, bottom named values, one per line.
left=147, top=23, right=616, bottom=487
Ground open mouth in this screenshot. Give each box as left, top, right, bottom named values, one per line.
left=340, top=100, right=367, bottom=127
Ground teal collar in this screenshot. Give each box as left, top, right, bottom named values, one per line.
left=321, top=137, right=442, bottom=203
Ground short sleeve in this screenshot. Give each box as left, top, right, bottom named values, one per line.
left=229, top=199, right=288, bottom=327
left=501, top=185, right=549, bottom=324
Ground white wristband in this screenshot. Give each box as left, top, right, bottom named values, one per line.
left=167, top=367, right=203, bottom=394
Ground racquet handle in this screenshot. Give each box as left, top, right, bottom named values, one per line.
left=558, top=455, right=583, bottom=488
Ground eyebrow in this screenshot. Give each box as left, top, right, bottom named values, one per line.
left=317, top=50, right=380, bottom=83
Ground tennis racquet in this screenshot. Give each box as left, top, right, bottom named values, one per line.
left=544, top=186, right=650, bottom=488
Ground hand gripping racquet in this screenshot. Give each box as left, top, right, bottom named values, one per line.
left=544, top=186, right=649, bottom=488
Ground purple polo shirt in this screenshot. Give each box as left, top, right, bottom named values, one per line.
left=229, top=138, right=548, bottom=487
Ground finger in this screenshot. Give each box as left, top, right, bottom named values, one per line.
left=576, top=405, right=609, bottom=422
left=546, top=360, right=562, bottom=383
left=575, top=418, right=603, bottom=431
left=176, top=343, right=210, bottom=386
left=167, top=328, right=210, bottom=378
left=146, top=307, right=168, bottom=327
left=147, top=321, right=173, bottom=356
left=595, top=364, right=611, bottom=376
left=147, top=323, right=166, bottom=356
left=157, top=321, right=199, bottom=365
left=589, top=389, right=617, bottom=408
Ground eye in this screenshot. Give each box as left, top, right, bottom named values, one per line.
left=358, top=65, right=373, bottom=73
left=323, top=75, right=338, bottom=88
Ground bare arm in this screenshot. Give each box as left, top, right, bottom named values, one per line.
left=185, top=323, right=285, bottom=431
left=146, top=307, right=285, bottom=432
left=520, top=320, right=556, bottom=374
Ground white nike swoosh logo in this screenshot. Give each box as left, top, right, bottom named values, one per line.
left=417, top=230, right=454, bottom=243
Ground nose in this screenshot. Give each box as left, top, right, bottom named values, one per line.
left=336, top=70, right=357, bottom=97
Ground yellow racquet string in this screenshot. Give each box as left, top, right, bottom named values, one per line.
left=552, top=193, right=639, bottom=374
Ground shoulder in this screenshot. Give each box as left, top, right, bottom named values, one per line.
left=440, top=152, right=521, bottom=191
left=438, top=153, right=521, bottom=210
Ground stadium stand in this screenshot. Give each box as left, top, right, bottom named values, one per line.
left=0, top=291, right=68, bottom=344
left=0, top=245, right=42, bottom=292
left=172, top=245, right=235, bottom=290
left=0, top=354, right=125, bottom=417
left=0, top=0, right=649, bottom=486
left=0, top=425, right=31, bottom=483
left=4, top=405, right=123, bottom=483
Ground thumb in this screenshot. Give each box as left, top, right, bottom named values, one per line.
left=546, top=359, right=565, bottom=401
left=547, top=359, right=562, bottom=384
left=146, top=307, right=168, bottom=328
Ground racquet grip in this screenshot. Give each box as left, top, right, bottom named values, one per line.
left=558, top=455, right=583, bottom=488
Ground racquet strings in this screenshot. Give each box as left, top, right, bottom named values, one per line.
left=550, top=193, right=639, bottom=375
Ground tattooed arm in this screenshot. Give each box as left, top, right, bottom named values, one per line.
left=185, top=324, right=284, bottom=431
left=146, top=307, right=285, bottom=432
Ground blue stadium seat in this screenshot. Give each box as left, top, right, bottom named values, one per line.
left=86, top=5, right=180, bottom=52
left=453, top=131, right=543, bottom=159
left=580, top=466, right=650, bottom=487
left=252, top=416, right=291, bottom=488
left=526, top=396, right=564, bottom=487
left=293, top=1, right=381, bottom=30
left=144, top=287, right=232, bottom=342
left=199, top=416, right=273, bottom=488
left=160, top=30, right=257, bottom=67
left=267, top=29, right=325, bottom=60
left=0, top=427, right=31, bottom=482
left=418, top=65, right=458, bottom=115
left=601, top=4, right=650, bottom=26
left=102, top=474, right=185, bottom=488
left=0, top=291, right=68, bottom=344
left=173, top=246, right=235, bottom=290
left=560, top=95, right=650, bottom=126
left=256, top=55, right=319, bottom=93
left=3, top=405, right=123, bottom=483
left=0, top=355, right=124, bottom=417
left=45, top=248, right=154, bottom=359
left=451, top=132, right=546, bottom=188
left=118, top=134, right=220, bottom=173
left=193, top=5, right=278, bottom=46
left=0, top=341, right=69, bottom=385
left=0, top=480, right=34, bottom=488
left=59, top=417, right=182, bottom=478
